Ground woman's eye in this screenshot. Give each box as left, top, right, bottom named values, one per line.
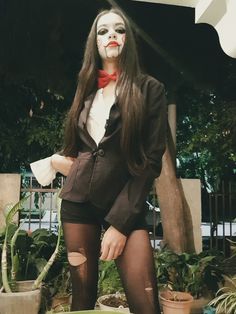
left=97, top=28, right=108, bottom=35
left=116, top=28, right=126, bottom=34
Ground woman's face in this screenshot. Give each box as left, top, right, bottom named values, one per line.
left=96, top=12, right=126, bottom=61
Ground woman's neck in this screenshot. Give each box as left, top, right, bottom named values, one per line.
left=102, top=59, right=118, bottom=74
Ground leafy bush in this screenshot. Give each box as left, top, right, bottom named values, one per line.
left=155, top=248, right=225, bottom=298
left=0, top=224, right=61, bottom=285
left=209, top=276, right=236, bottom=314
left=98, top=260, right=123, bottom=296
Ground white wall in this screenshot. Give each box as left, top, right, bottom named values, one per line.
left=0, top=174, right=21, bottom=227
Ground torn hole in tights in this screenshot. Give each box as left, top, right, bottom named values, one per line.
left=68, top=249, right=87, bottom=266
left=144, top=282, right=155, bottom=307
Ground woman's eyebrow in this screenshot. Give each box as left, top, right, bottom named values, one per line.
left=97, top=22, right=125, bottom=29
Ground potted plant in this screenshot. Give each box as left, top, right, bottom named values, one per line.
left=208, top=240, right=236, bottom=314
left=160, top=290, right=193, bottom=314
left=97, top=260, right=129, bottom=313
left=154, top=248, right=225, bottom=314
left=208, top=276, right=236, bottom=314
left=97, top=292, right=130, bottom=313
left=0, top=195, right=62, bottom=314
left=34, top=232, right=72, bottom=313
left=49, top=261, right=71, bottom=312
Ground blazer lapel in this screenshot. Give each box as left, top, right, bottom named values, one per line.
left=78, top=93, right=97, bottom=149
left=100, top=103, right=121, bottom=144
left=78, top=93, right=96, bottom=130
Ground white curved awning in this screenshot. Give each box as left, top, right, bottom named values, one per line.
left=133, top=0, right=198, bottom=7
left=133, top=0, right=236, bottom=58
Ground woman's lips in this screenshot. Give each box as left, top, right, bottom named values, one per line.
left=106, top=41, right=119, bottom=47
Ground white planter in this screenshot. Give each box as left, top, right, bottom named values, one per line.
left=97, top=293, right=130, bottom=313
left=0, top=280, right=41, bottom=314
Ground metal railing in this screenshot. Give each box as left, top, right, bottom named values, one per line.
left=20, top=173, right=64, bottom=232
left=205, top=181, right=236, bottom=256
left=20, top=174, right=236, bottom=255
left=19, top=173, right=163, bottom=248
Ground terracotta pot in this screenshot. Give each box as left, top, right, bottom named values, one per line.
left=97, top=293, right=130, bottom=313
left=0, top=280, right=41, bottom=314
left=160, top=290, right=194, bottom=314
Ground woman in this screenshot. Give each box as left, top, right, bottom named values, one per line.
left=31, top=8, right=167, bottom=314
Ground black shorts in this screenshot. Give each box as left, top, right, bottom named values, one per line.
left=61, top=199, right=148, bottom=233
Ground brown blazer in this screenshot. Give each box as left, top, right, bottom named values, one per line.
left=60, top=74, right=167, bottom=235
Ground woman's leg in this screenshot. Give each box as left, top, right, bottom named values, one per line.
left=115, top=229, right=161, bottom=314
left=62, top=222, right=101, bottom=310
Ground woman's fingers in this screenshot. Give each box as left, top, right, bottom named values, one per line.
left=100, top=244, right=119, bottom=261
left=100, top=242, right=109, bottom=260
left=100, top=226, right=127, bottom=261
left=106, top=246, right=116, bottom=261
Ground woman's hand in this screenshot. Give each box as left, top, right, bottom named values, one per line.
left=51, top=154, right=76, bottom=176
left=100, top=226, right=127, bottom=261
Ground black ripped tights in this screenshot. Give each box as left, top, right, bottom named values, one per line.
left=62, top=222, right=161, bottom=314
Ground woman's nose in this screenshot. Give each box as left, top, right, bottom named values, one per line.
left=108, top=32, right=117, bottom=39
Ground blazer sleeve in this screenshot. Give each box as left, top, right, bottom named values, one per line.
left=104, top=78, right=167, bottom=236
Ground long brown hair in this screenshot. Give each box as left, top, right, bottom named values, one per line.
left=63, top=8, right=147, bottom=175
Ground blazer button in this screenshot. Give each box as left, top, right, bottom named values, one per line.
left=98, top=149, right=105, bottom=156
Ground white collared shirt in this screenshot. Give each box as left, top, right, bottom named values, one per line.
left=86, top=88, right=115, bottom=146
left=30, top=88, right=115, bottom=186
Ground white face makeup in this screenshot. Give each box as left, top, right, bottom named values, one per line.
left=97, top=12, right=126, bottom=60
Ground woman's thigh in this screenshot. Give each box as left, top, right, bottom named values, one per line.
left=115, top=229, right=160, bottom=314
left=62, top=222, right=102, bottom=310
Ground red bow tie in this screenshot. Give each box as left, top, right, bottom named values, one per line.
left=98, top=70, right=117, bottom=89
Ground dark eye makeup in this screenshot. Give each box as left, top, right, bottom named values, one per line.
left=97, top=28, right=108, bottom=35
left=97, top=27, right=126, bottom=36
left=116, top=27, right=126, bottom=34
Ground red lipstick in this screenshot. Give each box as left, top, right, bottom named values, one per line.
left=106, top=41, right=119, bottom=47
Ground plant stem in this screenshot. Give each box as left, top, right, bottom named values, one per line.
left=1, top=195, right=30, bottom=293
left=10, top=217, right=28, bottom=282
left=32, top=191, right=62, bottom=290
left=1, top=229, right=12, bottom=293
